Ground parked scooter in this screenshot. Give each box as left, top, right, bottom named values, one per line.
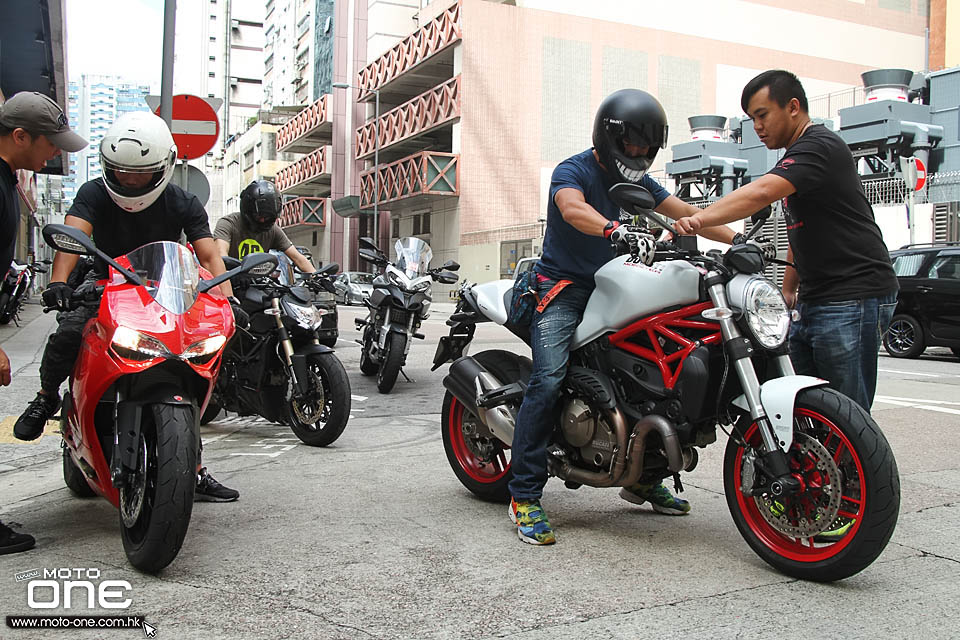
left=43, top=223, right=276, bottom=573
left=434, top=184, right=900, bottom=582
left=0, top=258, right=52, bottom=325
left=201, top=252, right=351, bottom=446
left=356, top=236, right=459, bottom=393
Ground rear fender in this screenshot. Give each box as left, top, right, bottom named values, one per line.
left=731, top=375, right=827, bottom=451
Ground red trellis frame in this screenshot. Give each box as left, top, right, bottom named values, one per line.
left=607, top=301, right=722, bottom=390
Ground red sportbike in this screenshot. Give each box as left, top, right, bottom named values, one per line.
left=43, top=224, right=276, bottom=573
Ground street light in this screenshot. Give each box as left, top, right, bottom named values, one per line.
left=333, top=81, right=380, bottom=245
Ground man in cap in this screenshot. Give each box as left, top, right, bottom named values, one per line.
left=0, top=91, right=87, bottom=554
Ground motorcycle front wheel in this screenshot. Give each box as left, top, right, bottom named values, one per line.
left=376, top=332, right=406, bottom=393
left=441, top=350, right=531, bottom=503
left=0, top=292, right=11, bottom=324
left=120, top=403, right=197, bottom=574
left=723, top=387, right=900, bottom=582
left=287, top=352, right=351, bottom=446
left=358, top=329, right=378, bottom=376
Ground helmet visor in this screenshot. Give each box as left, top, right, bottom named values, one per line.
left=102, top=158, right=168, bottom=199
left=604, top=120, right=669, bottom=154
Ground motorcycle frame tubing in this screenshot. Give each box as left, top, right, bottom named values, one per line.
left=64, top=267, right=231, bottom=507
left=606, top=301, right=722, bottom=390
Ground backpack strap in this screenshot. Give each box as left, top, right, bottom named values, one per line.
left=536, top=279, right=573, bottom=313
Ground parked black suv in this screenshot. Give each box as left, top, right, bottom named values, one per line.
left=884, top=242, right=960, bottom=359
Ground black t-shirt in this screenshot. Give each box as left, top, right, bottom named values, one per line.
left=68, top=179, right=212, bottom=269
left=768, top=124, right=898, bottom=303
left=0, top=158, right=20, bottom=274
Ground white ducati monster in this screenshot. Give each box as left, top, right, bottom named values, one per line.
left=433, top=183, right=899, bottom=582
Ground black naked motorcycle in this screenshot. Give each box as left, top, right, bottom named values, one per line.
left=0, top=258, right=51, bottom=325
left=434, top=183, right=900, bottom=582
left=202, top=252, right=351, bottom=446
left=356, top=236, right=459, bottom=393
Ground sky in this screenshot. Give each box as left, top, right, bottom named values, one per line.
left=65, top=0, right=165, bottom=87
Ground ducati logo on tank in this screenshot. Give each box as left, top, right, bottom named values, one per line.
left=623, top=262, right=662, bottom=273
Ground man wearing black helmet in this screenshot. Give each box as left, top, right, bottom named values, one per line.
left=214, top=179, right=316, bottom=274
left=508, top=89, right=737, bottom=545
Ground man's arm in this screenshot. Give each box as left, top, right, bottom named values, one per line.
left=674, top=174, right=795, bottom=234
left=554, top=188, right=611, bottom=236
left=781, top=245, right=799, bottom=309
left=0, top=346, right=10, bottom=386
left=194, top=237, right=233, bottom=297
left=49, top=215, right=93, bottom=283
left=285, top=246, right=316, bottom=273
left=654, top=195, right=737, bottom=244
left=214, top=238, right=231, bottom=257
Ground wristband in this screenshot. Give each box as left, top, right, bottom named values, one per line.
left=602, top=220, right=620, bottom=239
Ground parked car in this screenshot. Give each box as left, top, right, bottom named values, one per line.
left=514, top=256, right=539, bottom=281
left=884, top=242, right=960, bottom=359
left=334, top=271, right=375, bottom=305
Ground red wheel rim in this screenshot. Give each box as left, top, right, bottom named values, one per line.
left=447, top=396, right=510, bottom=483
left=733, top=408, right=866, bottom=562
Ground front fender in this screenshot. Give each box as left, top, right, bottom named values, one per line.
left=290, top=344, right=336, bottom=394
left=732, top=375, right=827, bottom=452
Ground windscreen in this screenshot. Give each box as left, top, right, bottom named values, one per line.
left=394, top=237, right=433, bottom=280
left=123, top=241, right=201, bottom=314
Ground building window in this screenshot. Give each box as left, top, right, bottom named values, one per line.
left=412, top=215, right=421, bottom=236
left=421, top=213, right=431, bottom=234
left=208, top=72, right=216, bottom=78
left=392, top=217, right=400, bottom=238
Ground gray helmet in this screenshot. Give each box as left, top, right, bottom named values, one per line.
left=592, top=89, right=668, bottom=183
left=240, top=180, right=281, bottom=232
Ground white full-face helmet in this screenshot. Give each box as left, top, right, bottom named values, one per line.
left=100, top=112, right=178, bottom=212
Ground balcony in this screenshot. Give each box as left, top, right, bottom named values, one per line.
left=275, top=145, right=332, bottom=196
left=279, top=196, right=326, bottom=229
left=360, top=151, right=459, bottom=208
left=356, top=76, right=460, bottom=160
left=357, top=0, right=461, bottom=104
left=276, top=94, right=332, bottom=154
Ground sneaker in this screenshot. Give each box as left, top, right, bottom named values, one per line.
left=619, top=482, right=691, bottom=515
left=508, top=497, right=556, bottom=545
left=13, top=392, right=60, bottom=441
left=0, top=520, right=36, bottom=555
left=195, top=468, right=239, bottom=502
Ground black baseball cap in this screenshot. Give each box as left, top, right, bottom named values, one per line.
left=0, top=91, right=87, bottom=152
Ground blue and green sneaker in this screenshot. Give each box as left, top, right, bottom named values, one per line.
left=619, top=482, right=691, bottom=515
left=509, top=497, right=556, bottom=545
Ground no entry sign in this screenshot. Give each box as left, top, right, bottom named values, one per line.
left=914, top=158, right=926, bottom=191
left=154, top=95, right=220, bottom=160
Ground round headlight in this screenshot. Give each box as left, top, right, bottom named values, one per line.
left=743, top=279, right=790, bottom=349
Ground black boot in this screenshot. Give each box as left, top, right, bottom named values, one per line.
left=0, top=520, right=35, bottom=555
left=14, top=392, right=60, bottom=441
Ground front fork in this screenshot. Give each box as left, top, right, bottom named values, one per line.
left=706, top=276, right=797, bottom=487
left=271, top=297, right=309, bottom=395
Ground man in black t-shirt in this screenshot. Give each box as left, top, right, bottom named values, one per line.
left=14, top=112, right=241, bottom=502
left=674, top=70, right=898, bottom=412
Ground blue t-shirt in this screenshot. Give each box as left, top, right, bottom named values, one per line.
left=536, top=149, right=669, bottom=285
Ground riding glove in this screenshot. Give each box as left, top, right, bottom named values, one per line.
left=42, top=282, right=74, bottom=311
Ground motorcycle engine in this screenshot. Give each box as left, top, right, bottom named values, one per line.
left=560, top=398, right=616, bottom=468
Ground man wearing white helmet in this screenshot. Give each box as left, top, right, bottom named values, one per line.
left=14, top=111, right=242, bottom=502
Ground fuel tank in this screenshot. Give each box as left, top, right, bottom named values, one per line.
left=573, top=256, right=702, bottom=348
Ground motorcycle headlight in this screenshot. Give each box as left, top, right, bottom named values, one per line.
left=386, top=270, right=406, bottom=288
left=412, top=279, right=431, bottom=292
left=740, top=279, right=790, bottom=349
left=112, top=326, right=171, bottom=362
left=181, top=335, right=227, bottom=365
left=287, top=302, right=322, bottom=330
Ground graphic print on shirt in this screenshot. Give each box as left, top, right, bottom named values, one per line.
left=238, top=238, right=265, bottom=258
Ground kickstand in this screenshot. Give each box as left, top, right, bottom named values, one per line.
left=399, top=368, right=415, bottom=383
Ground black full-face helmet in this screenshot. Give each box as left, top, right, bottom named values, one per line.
left=240, top=180, right=281, bottom=232
left=592, top=89, right=669, bottom=183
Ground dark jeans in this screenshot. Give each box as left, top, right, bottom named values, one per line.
left=789, top=292, right=898, bottom=412
left=508, top=277, right=592, bottom=501
left=39, top=273, right=99, bottom=395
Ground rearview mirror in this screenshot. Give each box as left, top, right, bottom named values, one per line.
left=607, top=183, right=656, bottom=213
left=42, top=224, right=95, bottom=255
left=442, top=260, right=461, bottom=272
left=750, top=205, right=772, bottom=225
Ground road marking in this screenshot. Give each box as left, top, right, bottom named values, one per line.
left=878, top=368, right=941, bottom=378
left=874, top=394, right=960, bottom=416
left=0, top=417, right=61, bottom=444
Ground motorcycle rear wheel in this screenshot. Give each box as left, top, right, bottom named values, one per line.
left=120, top=404, right=197, bottom=574
left=723, top=387, right=900, bottom=582
left=0, top=292, right=11, bottom=324
left=199, top=401, right=221, bottom=426
left=376, top=332, right=406, bottom=393
left=359, top=330, right=378, bottom=376
left=62, top=447, right=96, bottom=498
left=441, top=350, right=531, bottom=503
left=287, top=352, right=351, bottom=446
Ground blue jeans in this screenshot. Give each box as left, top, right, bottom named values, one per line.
left=789, top=293, right=898, bottom=413
left=508, top=277, right=592, bottom=501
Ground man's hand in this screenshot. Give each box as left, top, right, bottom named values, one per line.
left=42, top=281, right=74, bottom=311
left=0, top=346, right=11, bottom=386
left=228, top=296, right=249, bottom=330
left=748, top=237, right=777, bottom=261
left=674, top=215, right=702, bottom=236
left=783, top=289, right=798, bottom=310
left=609, top=227, right=657, bottom=265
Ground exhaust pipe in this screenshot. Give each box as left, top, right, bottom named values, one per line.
left=618, top=414, right=685, bottom=488
left=442, top=356, right=516, bottom=446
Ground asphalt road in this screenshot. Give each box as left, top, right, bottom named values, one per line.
left=1, top=299, right=959, bottom=639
